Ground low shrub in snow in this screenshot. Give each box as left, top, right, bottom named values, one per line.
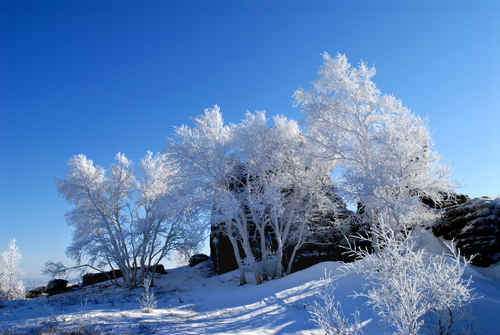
left=309, top=270, right=364, bottom=335
left=345, top=221, right=478, bottom=335
left=139, top=278, right=157, bottom=313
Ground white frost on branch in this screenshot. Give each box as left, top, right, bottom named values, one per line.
left=54, top=151, right=205, bottom=287
left=166, top=107, right=338, bottom=284
left=294, top=53, right=457, bottom=237
left=0, top=239, right=25, bottom=301
left=344, top=220, right=477, bottom=335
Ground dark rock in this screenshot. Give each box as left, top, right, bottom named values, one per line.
left=152, top=264, right=168, bottom=274
left=82, top=265, right=167, bottom=287
left=283, top=209, right=365, bottom=274
left=421, top=191, right=469, bottom=209
left=208, top=163, right=369, bottom=276
left=83, top=269, right=123, bottom=287
left=189, top=254, right=209, bottom=267
left=210, top=227, right=240, bottom=275
left=432, top=196, right=500, bottom=267
left=44, top=279, right=70, bottom=296
left=290, top=249, right=320, bottom=272
left=210, top=204, right=368, bottom=275
left=26, top=286, right=45, bottom=299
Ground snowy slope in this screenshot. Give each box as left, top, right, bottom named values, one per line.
left=1, top=230, right=500, bottom=334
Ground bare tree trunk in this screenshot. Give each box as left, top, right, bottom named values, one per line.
left=273, top=205, right=296, bottom=278
left=226, top=231, right=247, bottom=286
left=259, top=230, right=269, bottom=281
left=286, top=230, right=304, bottom=276
left=287, top=247, right=297, bottom=276
left=369, top=208, right=381, bottom=254
left=250, top=208, right=268, bottom=281
left=234, top=215, right=262, bottom=285
left=241, top=236, right=263, bottom=284
left=276, top=240, right=284, bottom=279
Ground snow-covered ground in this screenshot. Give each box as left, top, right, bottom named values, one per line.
left=1, top=230, right=500, bottom=334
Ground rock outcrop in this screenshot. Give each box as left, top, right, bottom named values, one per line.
left=210, top=205, right=367, bottom=275
left=210, top=188, right=500, bottom=275
left=44, top=279, right=70, bottom=296
left=432, top=196, right=500, bottom=267
left=421, top=191, right=469, bottom=209
left=189, top=254, right=209, bottom=267
left=82, top=265, right=167, bottom=287
left=282, top=208, right=366, bottom=273
left=26, top=285, right=46, bottom=299
left=83, top=269, right=123, bottom=287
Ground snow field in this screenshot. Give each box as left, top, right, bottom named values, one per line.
left=1, top=230, right=500, bottom=334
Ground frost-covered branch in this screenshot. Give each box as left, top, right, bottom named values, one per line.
left=56, top=151, right=205, bottom=287
left=295, top=53, right=457, bottom=237
left=0, top=239, right=25, bottom=300
left=344, top=220, right=478, bottom=335
left=309, top=270, right=365, bottom=335
left=41, top=261, right=104, bottom=278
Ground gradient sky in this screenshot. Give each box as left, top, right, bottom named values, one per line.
left=1, top=0, right=499, bottom=278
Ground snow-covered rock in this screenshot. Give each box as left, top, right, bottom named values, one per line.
left=189, top=253, right=209, bottom=267
left=432, top=196, right=500, bottom=267
left=44, top=279, right=70, bottom=296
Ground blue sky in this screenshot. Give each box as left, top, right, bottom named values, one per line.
left=1, top=0, right=499, bottom=278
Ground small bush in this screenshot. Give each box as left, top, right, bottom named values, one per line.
left=139, top=278, right=157, bottom=313
left=309, top=270, right=364, bottom=335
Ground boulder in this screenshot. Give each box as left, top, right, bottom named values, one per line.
left=189, top=253, right=209, bottom=267
left=26, top=285, right=45, bottom=299
left=421, top=191, right=469, bottom=209
left=83, top=269, right=122, bottom=287
left=210, top=227, right=241, bottom=275
left=151, top=264, right=168, bottom=274
left=44, top=279, right=70, bottom=296
left=82, top=265, right=167, bottom=287
left=432, top=196, right=500, bottom=267
left=210, top=205, right=367, bottom=275
left=283, top=208, right=366, bottom=274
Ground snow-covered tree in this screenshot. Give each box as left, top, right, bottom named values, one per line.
left=166, top=107, right=337, bottom=284
left=294, top=53, right=455, bottom=242
left=345, top=221, right=477, bottom=335
left=133, top=151, right=205, bottom=285
left=53, top=152, right=204, bottom=287
left=233, top=111, right=336, bottom=278
left=165, top=106, right=259, bottom=285
left=0, top=239, right=25, bottom=300
left=280, top=158, right=337, bottom=277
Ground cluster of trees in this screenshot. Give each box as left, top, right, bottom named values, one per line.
left=49, top=53, right=457, bottom=293
left=298, top=54, right=474, bottom=334
left=0, top=239, right=25, bottom=301
left=166, top=109, right=337, bottom=284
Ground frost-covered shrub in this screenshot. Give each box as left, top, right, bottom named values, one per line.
left=0, top=239, right=25, bottom=301
left=346, top=221, right=477, bottom=335
left=309, top=270, right=364, bottom=335
left=139, top=278, right=157, bottom=313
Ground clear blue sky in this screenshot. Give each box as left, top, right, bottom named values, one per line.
left=1, top=0, right=499, bottom=278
